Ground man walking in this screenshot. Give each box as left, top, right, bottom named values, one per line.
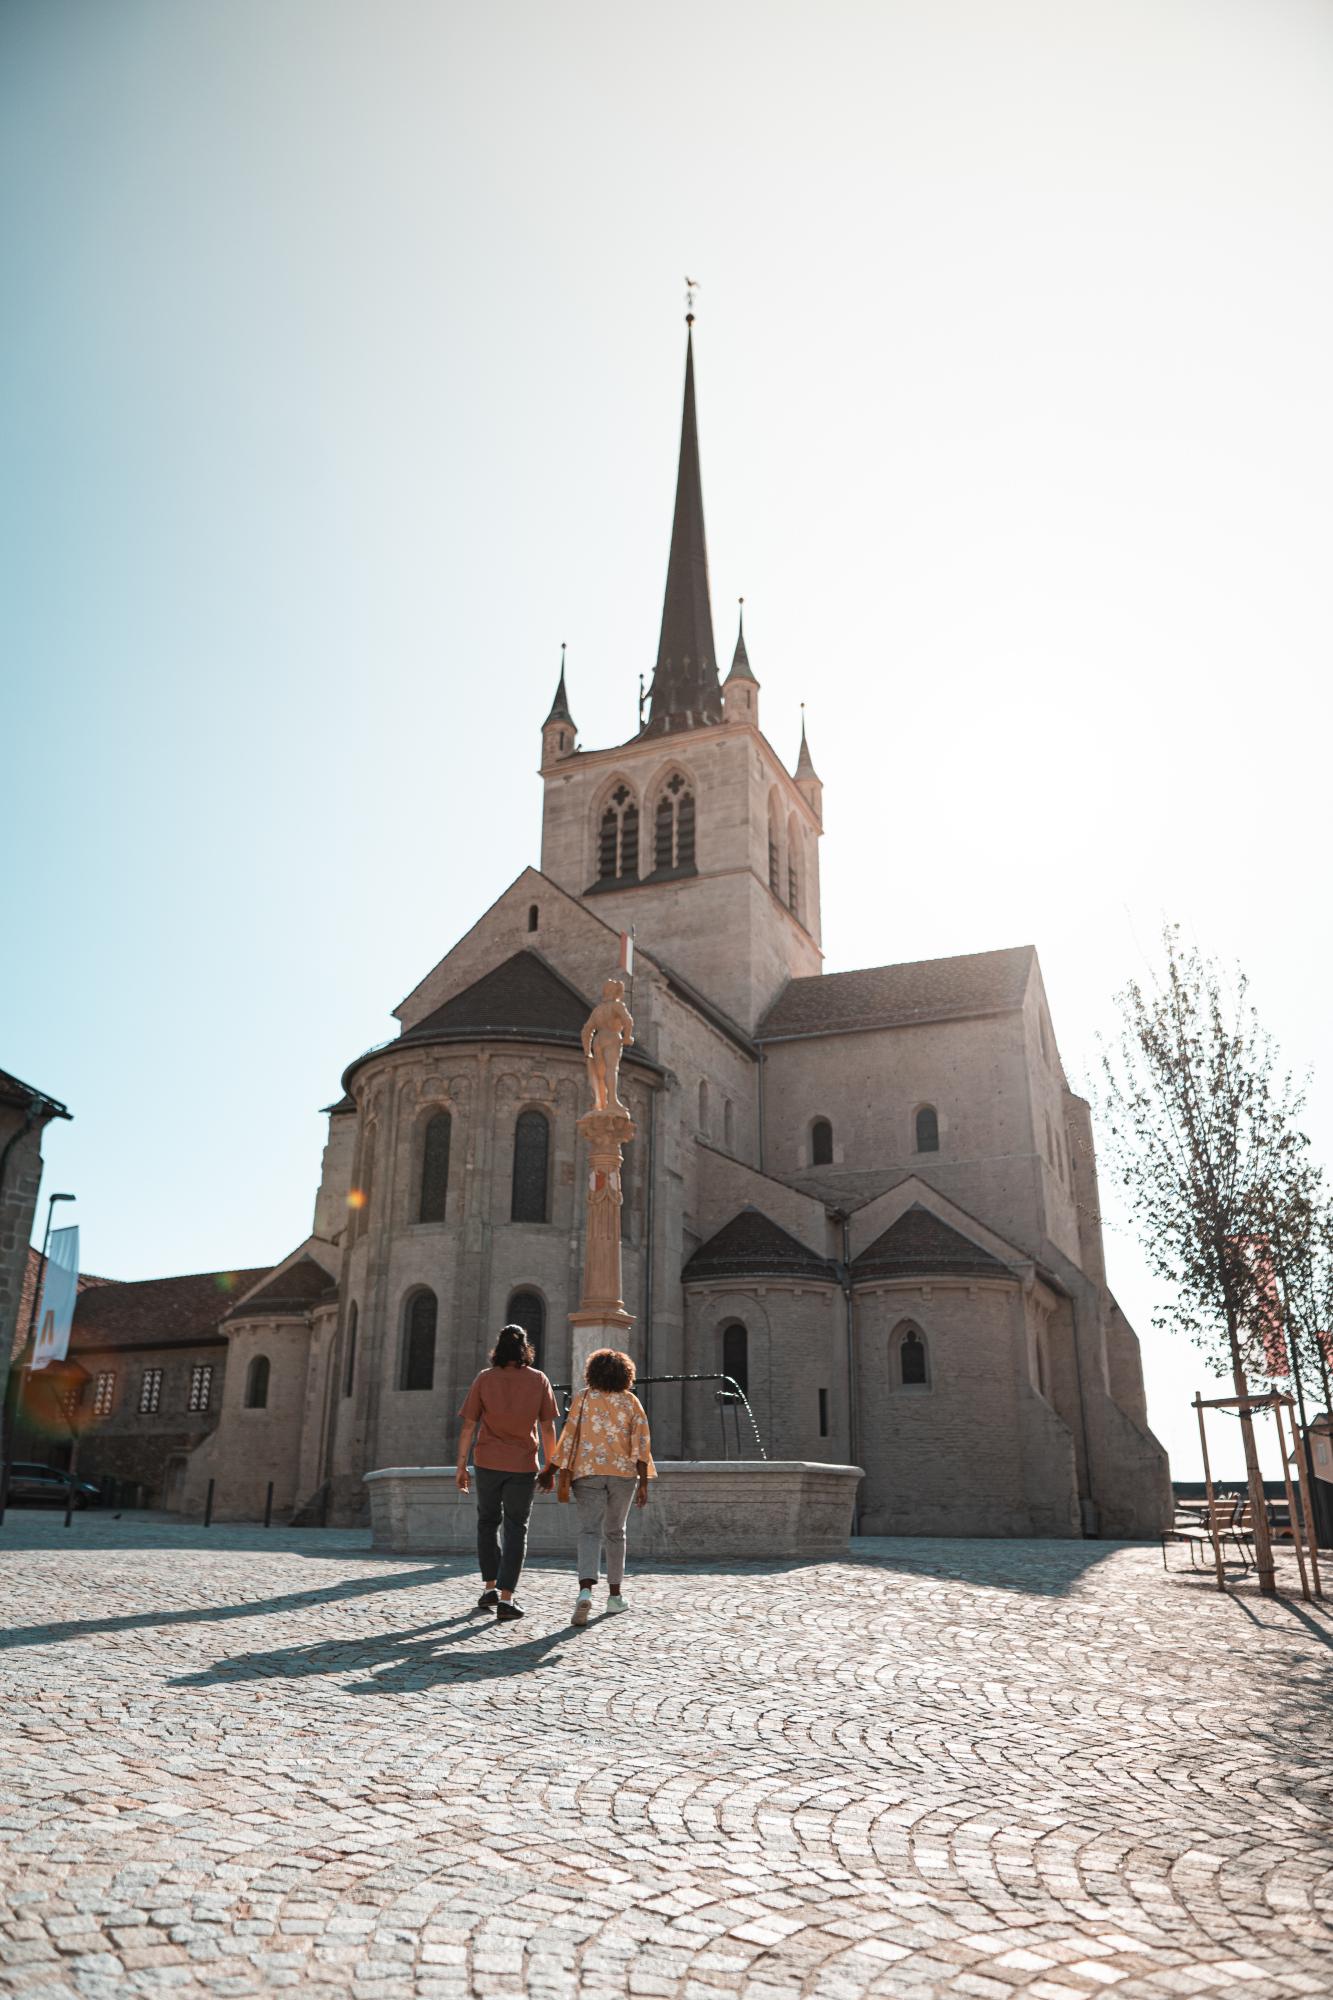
left=456, top=1324, right=559, bottom=1621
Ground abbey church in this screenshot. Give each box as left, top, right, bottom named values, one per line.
left=61, top=321, right=1171, bottom=1538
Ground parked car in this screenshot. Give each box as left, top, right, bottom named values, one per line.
left=4, top=1462, right=101, bottom=1508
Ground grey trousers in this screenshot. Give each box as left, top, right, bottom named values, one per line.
left=573, top=1475, right=638, bottom=1590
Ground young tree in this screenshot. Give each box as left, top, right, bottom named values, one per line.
left=1099, top=926, right=1311, bottom=1594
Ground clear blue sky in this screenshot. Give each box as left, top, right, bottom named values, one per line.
left=4, top=0, right=1332, bottom=1480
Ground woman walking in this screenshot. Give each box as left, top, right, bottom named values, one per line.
left=540, top=1347, right=654, bottom=1625
left=456, top=1324, right=559, bottom=1622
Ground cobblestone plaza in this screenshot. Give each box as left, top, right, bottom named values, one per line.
left=1, top=1518, right=1330, bottom=1998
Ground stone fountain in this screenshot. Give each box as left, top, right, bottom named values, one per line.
left=366, top=961, right=863, bottom=1559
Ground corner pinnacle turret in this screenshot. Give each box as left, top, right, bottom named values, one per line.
left=544, top=643, right=575, bottom=728
left=643, top=321, right=721, bottom=735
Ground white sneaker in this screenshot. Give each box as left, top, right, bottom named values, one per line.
left=606, top=1593, right=627, bottom=1613
left=571, top=1589, right=592, bottom=1628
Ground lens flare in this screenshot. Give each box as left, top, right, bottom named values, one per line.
left=347, top=1189, right=367, bottom=1211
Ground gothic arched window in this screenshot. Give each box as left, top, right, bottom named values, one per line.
left=597, top=785, right=639, bottom=883
left=418, top=1111, right=452, bottom=1223
left=811, top=1117, right=833, bottom=1166
left=915, top=1105, right=940, bottom=1154
left=899, top=1327, right=928, bottom=1386
left=767, top=795, right=782, bottom=896
left=653, top=773, right=696, bottom=873
left=722, top=1322, right=749, bottom=1396
left=343, top=1304, right=358, bottom=1398
left=506, top=1289, right=545, bottom=1368
left=511, top=1109, right=550, bottom=1223
left=400, top=1289, right=437, bottom=1391
left=245, top=1355, right=270, bottom=1409
left=787, top=813, right=801, bottom=917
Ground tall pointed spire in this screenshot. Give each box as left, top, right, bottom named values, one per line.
left=726, top=597, right=756, bottom=684
left=543, top=642, right=574, bottom=727
left=794, top=706, right=818, bottom=779
left=644, top=320, right=721, bottom=734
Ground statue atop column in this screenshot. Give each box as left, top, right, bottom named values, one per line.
left=569, top=968, right=638, bottom=1377
left=582, top=977, right=634, bottom=1114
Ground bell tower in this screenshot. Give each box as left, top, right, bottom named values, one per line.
left=538, top=318, right=822, bottom=1031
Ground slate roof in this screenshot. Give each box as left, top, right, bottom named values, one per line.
left=344, top=950, right=665, bottom=1093
left=227, top=1257, right=337, bottom=1320
left=757, top=946, right=1035, bottom=1041
left=67, top=1269, right=270, bottom=1352
left=683, top=1208, right=835, bottom=1286
left=852, top=1206, right=1011, bottom=1282
left=405, top=951, right=589, bottom=1044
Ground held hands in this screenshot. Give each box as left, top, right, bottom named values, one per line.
left=537, top=1465, right=557, bottom=1493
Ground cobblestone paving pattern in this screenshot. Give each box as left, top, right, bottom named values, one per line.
left=1, top=1517, right=1331, bottom=1999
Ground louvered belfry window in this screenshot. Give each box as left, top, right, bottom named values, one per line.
left=511, top=1110, right=550, bottom=1223
left=598, top=786, right=639, bottom=882
left=654, top=773, right=695, bottom=872
left=419, top=1111, right=451, bottom=1223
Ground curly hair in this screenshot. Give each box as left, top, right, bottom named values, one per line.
left=584, top=1347, right=635, bottom=1392
left=491, top=1324, right=535, bottom=1369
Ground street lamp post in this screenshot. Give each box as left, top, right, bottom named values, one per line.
left=0, top=1191, right=75, bottom=1526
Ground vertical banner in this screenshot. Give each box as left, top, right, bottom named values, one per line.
left=618, top=931, right=634, bottom=978
left=31, top=1226, right=79, bottom=1371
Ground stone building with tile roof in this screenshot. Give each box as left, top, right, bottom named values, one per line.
left=153, top=322, right=1169, bottom=1536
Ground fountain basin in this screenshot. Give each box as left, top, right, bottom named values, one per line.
left=365, top=1460, right=863, bottom=1560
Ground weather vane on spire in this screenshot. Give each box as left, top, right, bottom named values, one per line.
left=685, top=274, right=700, bottom=322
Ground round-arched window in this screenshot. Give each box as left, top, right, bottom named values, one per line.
left=245, top=1355, right=270, bottom=1409
left=507, top=1290, right=545, bottom=1368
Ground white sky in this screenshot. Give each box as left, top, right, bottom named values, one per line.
left=4, top=0, right=1332, bottom=1483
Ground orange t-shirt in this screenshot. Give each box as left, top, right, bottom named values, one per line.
left=459, top=1365, right=559, bottom=1473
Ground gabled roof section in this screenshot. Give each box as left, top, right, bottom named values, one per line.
left=853, top=1205, right=1011, bottom=1283
left=226, top=1256, right=337, bottom=1320
left=758, top=946, right=1036, bottom=1042
left=644, top=324, right=722, bottom=735
left=683, top=1207, right=835, bottom=1286
left=68, top=1269, right=269, bottom=1351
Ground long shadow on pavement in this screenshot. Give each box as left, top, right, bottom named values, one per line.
left=0, top=1560, right=467, bottom=1651
left=171, top=1609, right=576, bottom=1691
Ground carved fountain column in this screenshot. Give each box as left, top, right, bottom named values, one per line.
left=569, top=977, right=637, bottom=1384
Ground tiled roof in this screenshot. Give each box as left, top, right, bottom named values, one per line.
left=683, top=1208, right=835, bottom=1285
left=66, top=1269, right=270, bottom=1352
left=757, top=946, right=1035, bottom=1040
left=227, top=1257, right=337, bottom=1319
left=853, top=1206, right=1010, bottom=1282
left=0, top=1067, right=71, bottom=1119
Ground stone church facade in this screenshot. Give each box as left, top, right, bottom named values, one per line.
left=174, top=323, right=1169, bottom=1537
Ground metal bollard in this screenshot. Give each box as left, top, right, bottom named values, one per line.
left=264, top=1481, right=273, bottom=1528
left=204, top=1478, right=214, bottom=1527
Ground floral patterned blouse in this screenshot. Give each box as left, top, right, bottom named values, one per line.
left=553, top=1389, right=656, bottom=1481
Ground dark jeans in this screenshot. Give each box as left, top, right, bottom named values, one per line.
left=474, top=1467, right=537, bottom=1593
